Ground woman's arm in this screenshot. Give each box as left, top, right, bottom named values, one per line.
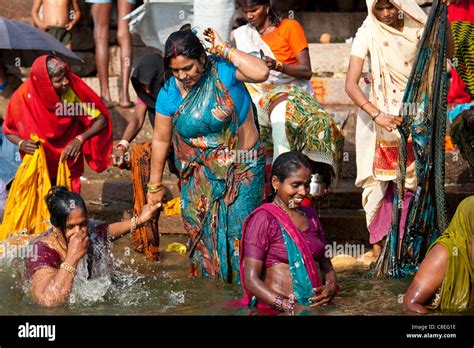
left=112, top=103, right=147, bottom=167
left=345, top=55, right=402, bottom=132
left=308, top=257, right=338, bottom=307
left=108, top=202, right=162, bottom=240
left=61, top=114, right=108, bottom=161
left=264, top=48, right=312, bottom=80
left=243, top=257, right=295, bottom=311
left=146, top=113, right=173, bottom=205
left=30, top=230, right=89, bottom=307
left=403, top=244, right=448, bottom=314
left=203, top=28, right=269, bottom=83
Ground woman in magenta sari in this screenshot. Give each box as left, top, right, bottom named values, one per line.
left=240, top=151, right=338, bottom=313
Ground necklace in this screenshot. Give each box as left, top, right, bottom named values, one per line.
left=258, top=20, right=274, bottom=35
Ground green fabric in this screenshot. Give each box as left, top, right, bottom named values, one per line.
left=279, top=226, right=314, bottom=306
left=428, top=196, right=474, bottom=311
left=46, top=26, right=72, bottom=45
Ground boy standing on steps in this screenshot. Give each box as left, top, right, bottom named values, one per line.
left=31, top=0, right=81, bottom=50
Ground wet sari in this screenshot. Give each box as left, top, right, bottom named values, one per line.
left=172, top=56, right=265, bottom=284
left=240, top=203, right=322, bottom=308
left=373, top=0, right=449, bottom=277
left=428, top=196, right=473, bottom=311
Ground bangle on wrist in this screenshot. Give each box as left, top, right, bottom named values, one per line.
left=271, top=294, right=286, bottom=312
left=18, top=139, right=24, bottom=151
left=60, top=262, right=77, bottom=276
left=75, top=135, right=85, bottom=144
left=371, top=110, right=382, bottom=120
left=117, top=139, right=130, bottom=151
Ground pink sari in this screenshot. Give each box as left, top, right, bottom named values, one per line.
left=239, top=203, right=322, bottom=309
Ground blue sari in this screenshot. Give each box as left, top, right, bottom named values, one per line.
left=172, top=56, right=265, bottom=284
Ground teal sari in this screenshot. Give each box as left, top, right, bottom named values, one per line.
left=172, top=56, right=265, bottom=284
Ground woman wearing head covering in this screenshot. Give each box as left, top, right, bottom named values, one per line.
left=233, top=0, right=344, bottom=198
left=403, top=196, right=473, bottom=313
left=345, top=0, right=428, bottom=258
left=147, top=26, right=269, bottom=284
left=2, top=56, right=112, bottom=193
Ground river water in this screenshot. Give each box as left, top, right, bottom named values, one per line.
left=0, top=234, right=468, bottom=316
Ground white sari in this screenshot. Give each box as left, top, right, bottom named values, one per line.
left=351, top=0, right=427, bottom=226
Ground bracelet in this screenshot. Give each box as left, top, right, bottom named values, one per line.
left=147, top=182, right=163, bottom=192
left=359, top=100, right=371, bottom=110
left=325, top=280, right=340, bottom=295
left=75, top=135, right=85, bottom=144
left=130, top=215, right=138, bottom=234
left=117, top=139, right=130, bottom=151
left=371, top=110, right=382, bottom=120
left=274, top=60, right=284, bottom=72
left=60, top=262, right=77, bottom=276
left=272, top=294, right=286, bottom=312
left=18, top=139, right=24, bottom=151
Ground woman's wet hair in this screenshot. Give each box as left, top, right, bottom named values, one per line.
left=46, top=56, right=67, bottom=78
left=267, top=151, right=312, bottom=202
left=45, top=186, right=87, bottom=232
left=163, top=23, right=206, bottom=69
left=237, top=0, right=281, bottom=26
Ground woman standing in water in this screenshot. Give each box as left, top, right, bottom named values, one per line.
left=146, top=26, right=268, bottom=284
left=240, top=152, right=338, bottom=313
left=345, top=0, right=428, bottom=258
left=26, top=186, right=161, bottom=307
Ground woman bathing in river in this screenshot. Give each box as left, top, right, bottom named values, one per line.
left=26, top=186, right=160, bottom=307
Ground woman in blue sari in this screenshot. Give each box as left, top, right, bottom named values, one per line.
left=147, top=25, right=269, bottom=284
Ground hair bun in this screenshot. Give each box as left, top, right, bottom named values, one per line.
left=179, top=23, right=192, bottom=32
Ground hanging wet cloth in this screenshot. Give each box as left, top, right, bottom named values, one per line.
left=0, top=134, right=51, bottom=240
left=129, top=142, right=160, bottom=261
left=373, top=0, right=449, bottom=278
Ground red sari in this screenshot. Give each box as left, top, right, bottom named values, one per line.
left=2, top=55, right=112, bottom=192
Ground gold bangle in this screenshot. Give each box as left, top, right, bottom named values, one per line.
left=60, top=262, right=76, bottom=276
left=147, top=187, right=163, bottom=194
left=18, top=139, right=24, bottom=151
left=130, top=216, right=137, bottom=234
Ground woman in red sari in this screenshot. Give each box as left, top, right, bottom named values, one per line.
left=2, top=55, right=112, bottom=193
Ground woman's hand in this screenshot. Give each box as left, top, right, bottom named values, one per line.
left=374, top=112, right=403, bottom=132
left=112, top=146, right=126, bottom=168
left=138, top=202, right=162, bottom=224
left=20, top=139, right=39, bottom=154
left=60, top=138, right=83, bottom=162
left=263, top=56, right=277, bottom=70
left=66, top=230, right=89, bottom=264
left=308, top=284, right=337, bottom=307
left=146, top=189, right=166, bottom=207
left=203, top=28, right=224, bottom=55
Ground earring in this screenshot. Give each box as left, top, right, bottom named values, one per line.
left=266, top=8, right=270, bottom=15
